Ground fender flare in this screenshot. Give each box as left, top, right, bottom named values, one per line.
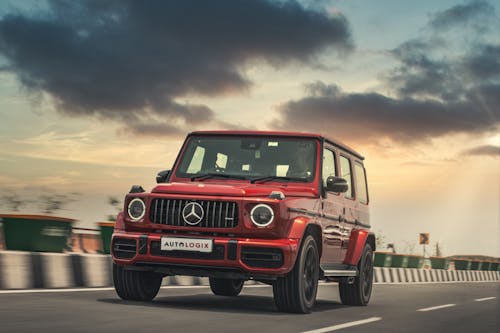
left=343, top=229, right=376, bottom=266
left=288, top=216, right=323, bottom=258
left=114, top=211, right=125, bottom=231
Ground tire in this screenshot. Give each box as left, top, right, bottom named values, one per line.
left=209, top=278, right=244, bottom=296
left=273, top=235, right=319, bottom=313
left=339, top=243, right=373, bottom=306
left=113, top=263, right=162, bottom=301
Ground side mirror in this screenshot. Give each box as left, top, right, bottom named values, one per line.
left=325, top=176, right=348, bottom=193
left=156, top=170, right=170, bottom=184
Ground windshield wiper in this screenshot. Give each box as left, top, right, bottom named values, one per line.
left=191, top=173, right=247, bottom=181
left=250, top=176, right=309, bottom=184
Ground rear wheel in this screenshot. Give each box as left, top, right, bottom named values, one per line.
left=113, top=264, right=162, bottom=301
left=273, top=235, right=319, bottom=313
left=339, top=243, right=373, bottom=306
left=209, top=277, right=244, bottom=296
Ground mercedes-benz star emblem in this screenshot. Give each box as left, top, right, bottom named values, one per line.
left=182, top=202, right=204, bottom=225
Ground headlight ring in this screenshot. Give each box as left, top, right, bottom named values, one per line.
left=250, top=204, right=274, bottom=227
left=128, top=198, right=146, bottom=221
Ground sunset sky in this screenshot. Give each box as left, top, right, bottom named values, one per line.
left=0, top=0, right=498, bottom=256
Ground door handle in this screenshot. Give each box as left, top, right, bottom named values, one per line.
left=323, top=225, right=342, bottom=235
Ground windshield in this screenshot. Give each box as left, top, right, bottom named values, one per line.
left=175, top=136, right=317, bottom=182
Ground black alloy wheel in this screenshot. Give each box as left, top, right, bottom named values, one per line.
left=209, top=277, right=244, bottom=296
left=113, top=263, right=162, bottom=301
left=273, top=234, right=319, bottom=313
left=339, top=243, right=373, bottom=306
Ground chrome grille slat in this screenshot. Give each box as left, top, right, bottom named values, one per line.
left=224, top=202, right=229, bottom=228
left=212, top=201, right=217, bottom=228
left=218, top=202, right=223, bottom=228
left=149, top=198, right=238, bottom=228
left=159, top=200, right=164, bottom=225
left=176, top=200, right=182, bottom=226
left=167, top=200, right=170, bottom=223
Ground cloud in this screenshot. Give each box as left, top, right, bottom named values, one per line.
left=428, top=0, right=495, bottom=31
left=461, top=145, right=500, bottom=157
left=276, top=1, right=499, bottom=144
left=276, top=83, right=498, bottom=143
left=0, top=0, right=352, bottom=135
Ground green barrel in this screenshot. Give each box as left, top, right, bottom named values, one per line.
left=470, top=261, right=481, bottom=270
left=390, top=254, right=409, bottom=268
left=454, top=259, right=471, bottom=270
left=407, top=255, right=424, bottom=268
left=481, top=262, right=491, bottom=271
left=374, top=252, right=392, bottom=267
left=0, top=214, right=75, bottom=252
left=98, top=222, right=115, bottom=254
left=430, top=257, right=450, bottom=270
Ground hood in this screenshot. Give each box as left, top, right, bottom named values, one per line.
left=152, top=181, right=318, bottom=198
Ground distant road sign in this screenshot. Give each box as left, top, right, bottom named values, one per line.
left=419, top=233, right=430, bottom=245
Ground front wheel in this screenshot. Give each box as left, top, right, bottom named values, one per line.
left=273, top=235, right=319, bottom=313
left=209, top=278, right=244, bottom=296
left=339, top=243, right=373, bottom=306
left=113, top=264, right=162, bottom=301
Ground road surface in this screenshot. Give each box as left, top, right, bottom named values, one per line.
left=0, top=282, right=498, bottom=333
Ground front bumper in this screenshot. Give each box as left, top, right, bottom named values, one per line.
left=111, top=231, right=300, bottom=279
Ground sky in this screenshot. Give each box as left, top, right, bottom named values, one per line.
left=0, top=0, right=498, bottom=257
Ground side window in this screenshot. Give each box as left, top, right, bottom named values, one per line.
left=322, top=149, right=336, bottom=187
left=340, top=155, right=353, bottom=199
left=354, top=163, right=368, bottom=204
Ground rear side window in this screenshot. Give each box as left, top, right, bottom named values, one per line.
left=322, top=149, right=336, bottom=187
left=339, top=156, right=353, bottom=199
left=354, top=163, right=368, bottom=204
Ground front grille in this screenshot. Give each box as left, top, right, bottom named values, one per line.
left=241, top=247, right=284, bottom=268
left=149, top=198, right=238, bottom=228
left=112, top=238, right=137, bottom=259
left=150, top=241, right=225, bottom=260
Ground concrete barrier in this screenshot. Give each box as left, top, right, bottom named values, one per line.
left=0, top=251, right=498, bottom=289
left=373, top=267, right=499, bottom=283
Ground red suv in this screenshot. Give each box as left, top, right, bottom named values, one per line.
left=112, top=131, right=375, bottom=313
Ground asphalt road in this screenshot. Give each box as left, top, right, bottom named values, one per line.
left=0, top=282, right=498, bottom=333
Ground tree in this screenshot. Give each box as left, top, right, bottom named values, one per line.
left=375, top=230, right=387, bottom=250
left=434, top=242, right=443, bottom=257
left=107, top=196, right=122, bottom=221
left=401, top=240, right=418, bottom=255
left=0, top=194, right=25, bottom=212
left=38, top=192, right=80, bottom=214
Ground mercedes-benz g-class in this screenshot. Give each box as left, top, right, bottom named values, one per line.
left=112, top=131, right=375, bottom=313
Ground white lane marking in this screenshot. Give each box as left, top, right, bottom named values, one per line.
left=417, top=304, right=456, bottom=312
left=0, top=287, right=116, bottom=294
left=474, top=297, right=496, bottom=302
left=0, top=284, right=269, bottom=294
left=301, top=317, right=382, bottom=333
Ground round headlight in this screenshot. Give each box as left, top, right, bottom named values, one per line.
left=250, top=204, right=274, bottom=227
left=128, top=198, right=145, bottom=221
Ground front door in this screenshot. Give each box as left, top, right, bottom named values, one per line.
left=339, top=155, right=358, bottom=262
left=320, top=148, right=344, bottom=265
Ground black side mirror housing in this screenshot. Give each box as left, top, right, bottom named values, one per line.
left=156, top=170, right=171, bottom=184
left=325, top=176, right=348, bottom=193
left=129, top=185, right=145, bottom=193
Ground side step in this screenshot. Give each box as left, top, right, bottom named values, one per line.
left=323, top=270, right=357, bottom=277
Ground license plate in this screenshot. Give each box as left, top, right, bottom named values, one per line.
left=160, top=237, right=213, bottom=253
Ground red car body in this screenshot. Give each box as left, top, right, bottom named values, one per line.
left=111, top=131, right=375, bottom=282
